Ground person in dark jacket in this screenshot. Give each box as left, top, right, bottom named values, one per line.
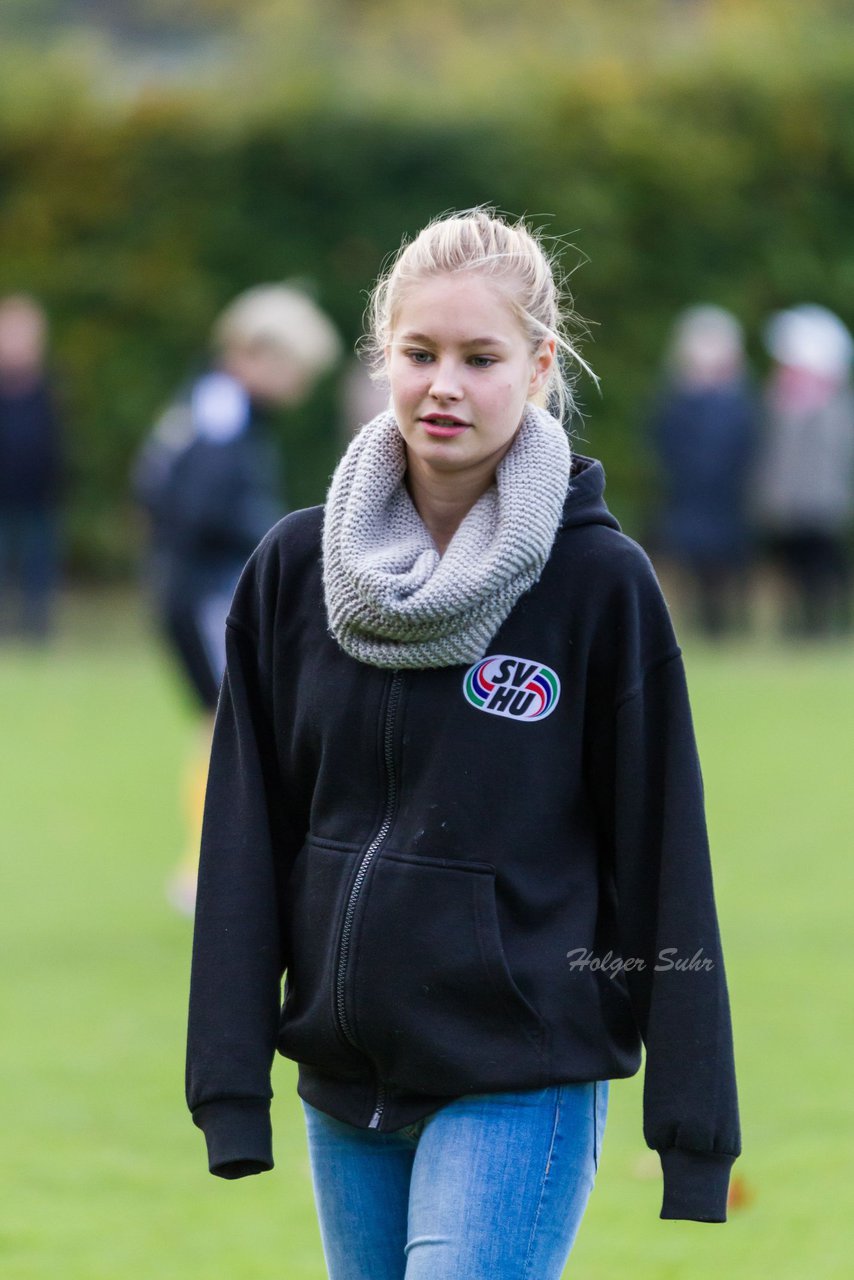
left=0, top=294, right=64, bottom=641
left=186, top=210, right=741, bottom=1277
left=133, top=284, right=341, bottom=914
left=649, top=305, right=758, bottom=637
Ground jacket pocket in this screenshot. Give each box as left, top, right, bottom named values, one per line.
left=277, top=839, right=371, bottom=1078
left=351, top=851, right=547, bottom=1094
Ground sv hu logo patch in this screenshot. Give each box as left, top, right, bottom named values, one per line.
left=463, top=654, right=561, bottom=721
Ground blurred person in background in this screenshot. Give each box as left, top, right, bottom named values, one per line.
left=339, top=353, right=391, bottom=447
left=132, top=284, right=341, bottom=914
left=754, top=304, right=854, bottom=639
left=0, top=294, right=64, bottom=642
left=648, top=304, right=758, bottom=638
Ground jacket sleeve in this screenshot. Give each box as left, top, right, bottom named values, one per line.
left=610, top=647, right=741, bottom=1221
left=185, top=548, right=289, bottom=1179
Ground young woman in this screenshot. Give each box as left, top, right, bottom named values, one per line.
left=186, top=210, right=741, bottom=1278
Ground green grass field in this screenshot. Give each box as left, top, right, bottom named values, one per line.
left=2, top=590, right=853, bottom=1279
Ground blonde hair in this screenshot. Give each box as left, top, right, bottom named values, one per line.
left=363, top=208, right=595, bottom=423
left=213, top=284, right=341, bottom=381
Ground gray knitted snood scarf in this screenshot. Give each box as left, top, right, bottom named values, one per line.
left=321, top=404, right=571, bottom=669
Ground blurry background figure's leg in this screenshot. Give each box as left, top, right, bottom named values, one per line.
left=692, top=560, right=729, bottom=638
left=806, top=533, right=853, bottom=637
left=162, top=587, right=230, bottom=917
left=0, top=508, right=13, bottom=637
left=18, top=505, right=59, bottom=640
left=167, top=714, right=215, bottom=917
left=774, top=531, right=851, bottom=639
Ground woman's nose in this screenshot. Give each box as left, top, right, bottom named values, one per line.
left=428, top=359, right=463, bottom=400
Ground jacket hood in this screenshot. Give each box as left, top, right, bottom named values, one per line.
left=560, top=453, right=622, bottom=532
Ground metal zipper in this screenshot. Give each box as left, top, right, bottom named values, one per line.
left=368, top=1081, right=387, bottom=1130
left=334, top=669, right=403, bottom=1127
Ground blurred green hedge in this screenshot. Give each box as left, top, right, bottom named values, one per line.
left=1, top=54, right=853, bottom=576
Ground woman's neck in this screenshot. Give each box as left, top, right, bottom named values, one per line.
left=404, top=458, right=496, bottom=556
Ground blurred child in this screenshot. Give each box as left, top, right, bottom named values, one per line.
left=0, top=295, right=64, bottom=641
left=133, top=284, right=341, bottom=913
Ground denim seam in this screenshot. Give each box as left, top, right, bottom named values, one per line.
left=593, top=1081, right=599, bottom=1172
left=521, top=1088, right=562, bottom=1280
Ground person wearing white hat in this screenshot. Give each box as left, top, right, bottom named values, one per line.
left=754, top=304, right=854, bottom=637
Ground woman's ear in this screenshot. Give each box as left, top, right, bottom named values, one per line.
left=529, top=337, right=557, bottom=396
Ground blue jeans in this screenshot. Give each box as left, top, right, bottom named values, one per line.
left=301, top=1081, right=609, bottom=1279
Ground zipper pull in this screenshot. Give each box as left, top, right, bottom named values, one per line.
left=368, top=1081, right=387, bottom=1130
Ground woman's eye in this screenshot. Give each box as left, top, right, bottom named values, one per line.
left=469, top=355, right=496, bottom=368
left=407, top=350, right=433, bottom=364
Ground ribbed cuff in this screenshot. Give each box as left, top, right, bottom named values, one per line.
left=659, top=1148, right=736, bottom=1222
left=192, top=1098, right=274, bottom=1180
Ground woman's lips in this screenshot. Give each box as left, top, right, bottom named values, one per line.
left=419, top=416, right=470, bottom=438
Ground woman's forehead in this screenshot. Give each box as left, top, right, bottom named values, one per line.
left=391, top=272, right=524, bottom=342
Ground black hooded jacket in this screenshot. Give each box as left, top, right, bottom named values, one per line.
left=186, top=454, right=741, bottom=1222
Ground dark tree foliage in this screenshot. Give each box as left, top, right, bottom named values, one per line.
left=1, top=14, right=852, bottom=574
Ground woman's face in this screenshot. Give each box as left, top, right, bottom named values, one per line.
left=385, top=272, right=554, bottom=484
left=223, top=343, right=310, bottom=407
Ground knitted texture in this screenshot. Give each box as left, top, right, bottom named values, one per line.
left=321, top=404, right=571, bottom=669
